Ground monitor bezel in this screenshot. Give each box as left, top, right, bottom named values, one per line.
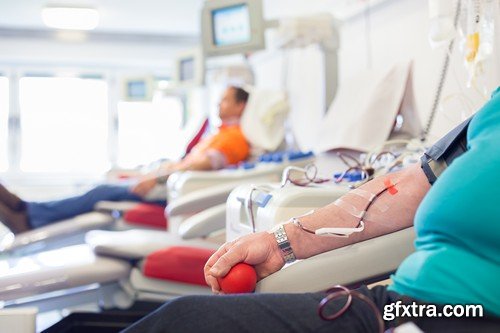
left=201, top=0, right=265, bottom=57
left=173, top=48, right=205, bottom=87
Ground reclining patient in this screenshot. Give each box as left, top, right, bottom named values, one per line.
left=0, top=86, right=250, bottom=234
left=123, top=87, right=500, bottom=332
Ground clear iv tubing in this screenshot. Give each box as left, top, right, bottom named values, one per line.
left=318, top=285, right=384, bottom=333
left=245, top=185, right=274, bottom=233
left=280, top=164, right=330, bottom=187
left=422, top=0, right=462, bottom=141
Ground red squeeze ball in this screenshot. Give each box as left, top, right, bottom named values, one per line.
left=217, top=263, right=257, bottom=294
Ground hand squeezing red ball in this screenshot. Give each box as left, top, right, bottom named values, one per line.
left=217, top=263, right=257, bottom=294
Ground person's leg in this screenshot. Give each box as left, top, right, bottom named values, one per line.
left=0, top=183, right=26, bottom=211
left=122, top=286, right=396, bottom=333
left=406, top=316, right=500, bottom=332
left=26, top=184, right=145, bottom=228
left=0, top=201, right=30, bottom=234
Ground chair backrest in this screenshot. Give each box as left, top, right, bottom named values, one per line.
left=316, top=61, right=421, bottom=153
left=241, top=87, right=289, bottom=153
left=184, top=118, right=210, bottom=156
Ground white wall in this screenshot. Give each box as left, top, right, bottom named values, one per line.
left=262, top=0, right=500, bottom=143
left=1, top=0, right=498, bottom=142
left=0, top=36, right=195, bottom=74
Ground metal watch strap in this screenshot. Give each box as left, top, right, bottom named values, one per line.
left=273, top=224, right=296, bottom=264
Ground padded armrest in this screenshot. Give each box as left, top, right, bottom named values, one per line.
left=144, top=184, right=167, bottom=201
left=166, top=164, right=302, bottom=201
left=167, top=183, right=239, bottom=216
left=178, top=204, right=226, bottom=240
left=256, top=227, right=415, bottom=293
left=129, top=267, right=212, bottom=300
left=142, top=246, right=216, bottom=285
left=1, top=212, right=114, bottom=252
left=0, top=244, right=131, bottom=301
left=94, top=201, right=140, bottom=213
left=86, top=229, right=220, bottom=260
left=123, top=203, right=167, bottom=229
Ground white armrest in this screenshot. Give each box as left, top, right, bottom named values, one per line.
left=166, top=160, right=315, bottom=201
left=144, top=184, right=167, bottom=201
left=167, top=183, right=238, bottom=216
left=94, top=201, right=140, bottom=213
left=129, top=268, right=211, bottom=301
left=0, top=308, right=37, bottom=333
left=226, top=183, right=349, bottom=241
left=86, top=230, right=220, bottom=260
left=0, top=244, right=130, bottom=301
left=1, top=212, right=114, bottom=252
left=256, top=227, right=415, bottom=293
left=178, top=204, right=226, bottom=240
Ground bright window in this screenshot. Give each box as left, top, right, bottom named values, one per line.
left=117, top=96, right=183, bottom=168
left=0, top=77, right=8, bottom=172
left=19, top=76, right=109, bottom=173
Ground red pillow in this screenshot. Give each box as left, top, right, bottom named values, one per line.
left=123, top=203, right=167, bottom=229
left=143, top=246, right=216, bottom=286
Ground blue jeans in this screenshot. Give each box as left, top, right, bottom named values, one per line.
left=26, top=184, right=166, bottom=228
left=122, top=286, right=396, bottom=333
left=121, top=285, right=500, bottom=333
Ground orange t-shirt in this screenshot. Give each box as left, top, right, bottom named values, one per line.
left=192, top=124, right=250, bottom=165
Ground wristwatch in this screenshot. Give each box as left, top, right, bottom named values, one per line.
left=271, top=224, right=296, bottom=264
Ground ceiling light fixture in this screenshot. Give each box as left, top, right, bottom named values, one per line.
left=41, top=6, right=100, bottom=31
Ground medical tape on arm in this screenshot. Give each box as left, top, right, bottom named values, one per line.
left=314, top=221, right=365, bottom=237
left=295, top=179, right=400, bottom=238
left=333, top=198, right=364, bottom=218
left=335, top=194, right=389, bottom=216
left=351, top=188, right=390, bottom=212
left=383, top=178, right=398, bottom=195
left=291, top=199, right=365, bottom=237
left=324, top=186, right=394, bottom=236
left=291, top=216, right=365, bottom=238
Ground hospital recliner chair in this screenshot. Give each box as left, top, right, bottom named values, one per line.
left=0, top=118, right=211, bottom=255
left=111, top=135, right=422, bottom=299
left=0, top=62, right=420, bottom=314
left=0, top=88, right=307, bottom=307
left=94, top=61, right=421, bottom=303
left=0, top=88, right=294, bottom=255
left=0, top=169, right=339, bottom=311
left=108, top=179, right=415, bottom=302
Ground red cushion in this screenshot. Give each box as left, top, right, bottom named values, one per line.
left=143, top=246, right=216, bottom=286
left=123, top=203, right=167, bottom=229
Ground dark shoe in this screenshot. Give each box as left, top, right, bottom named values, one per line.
left=0, top=201, right=31, bottom=234
left=0, top=183, right=26, bottom=212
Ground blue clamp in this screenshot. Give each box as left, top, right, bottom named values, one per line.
left=254, top=193, right=272, bottom=208
left=288, top=150, right=314, bottom=161
left=271, top=152, right=284, bottom=163
left=241, top=162, right=256, bottom=170
left=258, top=153, right=273, bottom=163
left=334, top=170, right=364, bottom=182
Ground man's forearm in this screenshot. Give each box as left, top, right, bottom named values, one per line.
left=176, top=154, right=213, bottom=172
left=151, top=153, right=218, bottom=184
left=285, top=163, right=431, bottom=260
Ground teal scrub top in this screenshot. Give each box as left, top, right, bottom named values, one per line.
left=389, top=87, right=500, bottom=316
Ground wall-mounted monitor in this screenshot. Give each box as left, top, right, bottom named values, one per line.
left=174, top=48, right=205, bottom=87
left=122, top=76, right=154, bottom=101
left=201, top=0, right=265, bottom=57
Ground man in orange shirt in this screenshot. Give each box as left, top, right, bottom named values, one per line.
left=131, top=86, right=250, bottom=196
left=0, top=87, right=250, bottom=233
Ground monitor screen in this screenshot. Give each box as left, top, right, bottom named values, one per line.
left=179, top=57, right=195, bottom=82
left=212, top=4, right=251, bottom=47
left=127, top=80, right=147, bottom=99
